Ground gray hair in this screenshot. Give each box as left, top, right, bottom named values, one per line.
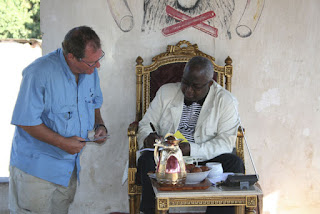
left=62, top=26, right=101, bottom=59
left=184, top=56, right=214, bottom=80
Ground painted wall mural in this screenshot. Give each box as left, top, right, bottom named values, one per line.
left=107, top=0, right=134, bottom=32
left=236, top=0, right=265, bottom=38
left=162, top=5, right=218, bottom=37
left=107, top=0, right=265, bottom=38
left=142, top=0, right=234, bottom=38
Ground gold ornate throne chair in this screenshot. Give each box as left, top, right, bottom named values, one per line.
left=127, top=40, right=245, bottom=214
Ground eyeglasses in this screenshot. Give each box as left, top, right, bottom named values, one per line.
left=181, top=79, right=211, bottom=91
left=79, top=50, right=105, bottom=67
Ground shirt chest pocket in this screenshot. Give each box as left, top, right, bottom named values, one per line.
left=48, top=105, right=77, bottom=137
left=194, top=114, right=217, bottom=138
left=203, top=115, right=218, bottom=137
left=196, top=124, right=218, bottom=143
left=205, top=125, right=218, bottom=137
left=85, top=88, right=95, bottom=103
left=84, top=88, right=96, bottom=130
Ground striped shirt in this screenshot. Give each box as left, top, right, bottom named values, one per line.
left=178, top=102, right=202, bottom=143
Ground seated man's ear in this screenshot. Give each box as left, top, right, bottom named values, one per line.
left=209, top=79, right=214, bottom=87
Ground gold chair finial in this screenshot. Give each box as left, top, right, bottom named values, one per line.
left=225, top=56, right=232, bottom=65
left=136, top=56, right=143, bottom=65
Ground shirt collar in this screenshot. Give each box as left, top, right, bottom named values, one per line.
left=184, top=93, right=207, bottom=106
left=58, top=48, right=75, bottom=82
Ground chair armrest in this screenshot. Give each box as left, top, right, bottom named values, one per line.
left=236, top=126, right=245, bottom=164
left=128, top=121, right=139, bottom=136
left=128, top=121, right=139, bottom=168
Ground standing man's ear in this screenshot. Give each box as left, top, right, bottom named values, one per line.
left=67, top=53, right=76, bottom=61
left=66, top=53, right=79, bottom=65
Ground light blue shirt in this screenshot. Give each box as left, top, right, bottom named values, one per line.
left=10, top=48, right=103, bottom=187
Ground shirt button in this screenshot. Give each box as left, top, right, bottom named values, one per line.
left=69, top=172, right=71, bottom=174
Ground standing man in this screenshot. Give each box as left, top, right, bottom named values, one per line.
left=137, top=56, right=244, bottom=214
left=9, top=26, right=108, bottom=214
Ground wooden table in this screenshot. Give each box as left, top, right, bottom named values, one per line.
left=151, top=179, right=263, bottom=214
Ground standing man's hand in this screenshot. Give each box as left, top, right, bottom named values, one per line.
left=143, top=133, right=161, bottom=148
left=94, top=124, right=108, bottom=144
left=59, top=136, right=87, bottom=154
left=179, top=143, right=190, bottom=156
left=18, top=124, right=86, bottom=155
left=94, top=109, right=108, bottom=144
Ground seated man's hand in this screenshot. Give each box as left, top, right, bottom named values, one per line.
left=143, top=133, right=161, bottom=148
left=179, top=142, right=190, bottom=156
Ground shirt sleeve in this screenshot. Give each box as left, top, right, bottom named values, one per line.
left=190, top=93, right=240, bottom=160
left=93, top=69, right=103, bottom=109
left=137, top=85, right=166, bottom=149
left=11, top=67, right=46, bottom=126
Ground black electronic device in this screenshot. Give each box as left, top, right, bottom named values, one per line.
left=222, top=174, right=258, bottom=189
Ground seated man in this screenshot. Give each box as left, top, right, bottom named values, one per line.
left=136, top=56, right=244, bottom=214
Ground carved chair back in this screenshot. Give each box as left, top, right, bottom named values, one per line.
left=135, top=40, right=233, bottom=122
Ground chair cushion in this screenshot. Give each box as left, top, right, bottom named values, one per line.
left=150, top=62, right=186, bottom=101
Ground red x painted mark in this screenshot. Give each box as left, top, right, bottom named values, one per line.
left=162, top=5, right=218, bottom=37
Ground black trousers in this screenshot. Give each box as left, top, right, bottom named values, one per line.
left=137, top=151, right=245, bottom=214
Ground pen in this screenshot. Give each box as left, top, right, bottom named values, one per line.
left=150, top=122, right=156, bottom=133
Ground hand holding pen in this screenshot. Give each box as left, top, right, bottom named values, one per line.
left=143, top=122, right=161, bottom=148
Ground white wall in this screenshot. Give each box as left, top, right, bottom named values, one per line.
left=0, top=41, right=42, bottom=178
left=39, top=0, right=320, bottom=213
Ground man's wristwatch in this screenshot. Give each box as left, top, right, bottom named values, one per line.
left=94, top=124, right=107, bottom=132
